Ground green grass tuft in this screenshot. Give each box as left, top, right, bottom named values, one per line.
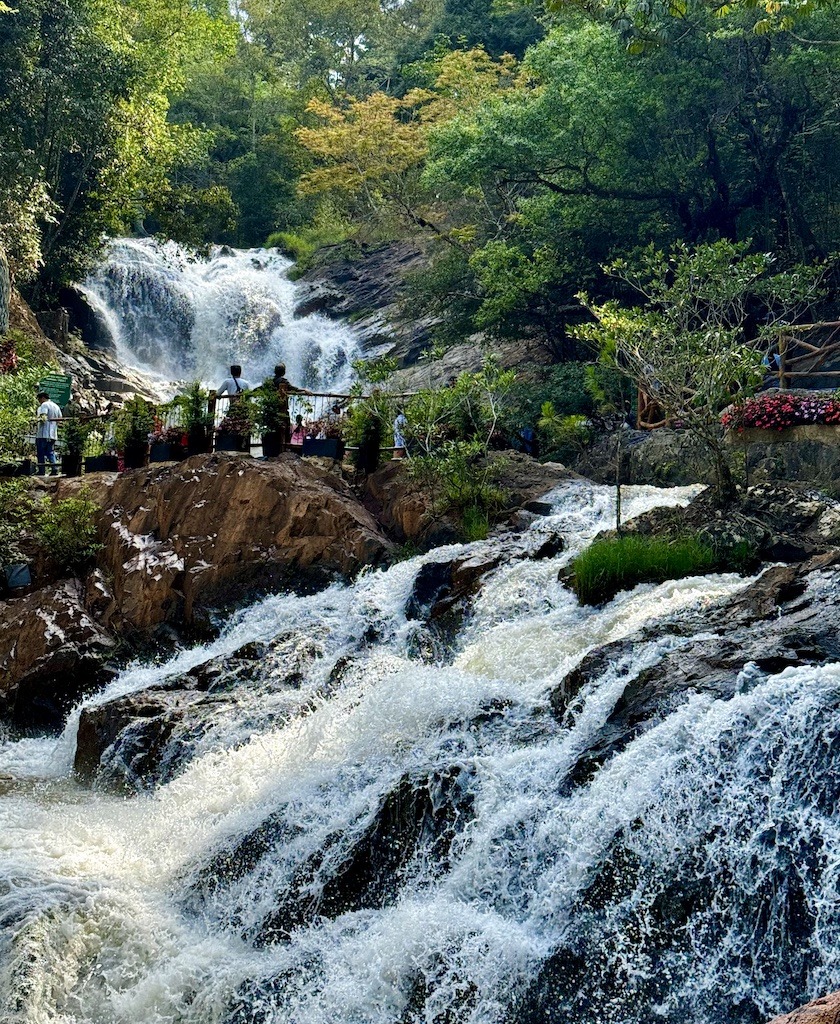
left=571, top=534, right=719, bottom=605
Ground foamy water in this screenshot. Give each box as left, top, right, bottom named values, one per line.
left=1, top=481, right=834, bottom=1024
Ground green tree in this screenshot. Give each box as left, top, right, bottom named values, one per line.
left=576, top=241, right=824, bottom=495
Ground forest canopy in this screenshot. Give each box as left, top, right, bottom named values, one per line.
left=0, top=0, right=838, bottom=345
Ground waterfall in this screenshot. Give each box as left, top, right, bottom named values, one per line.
left=78, top=238, right=361, bottom=390
left=1, top=481, right=837, bottom=1024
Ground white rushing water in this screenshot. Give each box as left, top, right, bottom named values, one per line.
left=1, top=481, right=838, bottom=1024
left=79, top=238, right=361, bottom=389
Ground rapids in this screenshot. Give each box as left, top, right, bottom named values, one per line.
left=0, top=480, right=836, bottom=1023
left=78, top=239, right=361, bottom=388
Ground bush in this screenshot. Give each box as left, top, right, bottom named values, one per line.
left=0, top=333, right=49, bottom=462
left=113, top=396, right=155, bottom=451
left=35, top=491, right=101, bottom=575
left=267, top=208, right=352, bottom=275
left=571, top=534, right=717, bottom=605
left=0, top=480, right=34, bottom=565
left=537, top=406, right=592, bottom=462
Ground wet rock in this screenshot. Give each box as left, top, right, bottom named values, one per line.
left=523, top=500, right=554, bottom=516
left=74, top=642, right=307, bottom=790
left=0, top=580, right=117, bottom=728
left=767, top=992, right=840, bottom=1024
left=293, top=241, right=435, bottom=365
left=366, top=453, right=571, bottom=545
left=74, top=687, right=207, bottom=789
left=551, top=564, right=840, bottom=787
left=251, top=767, right=474, bottom=944
left=624, top=483, right=840, bottom=566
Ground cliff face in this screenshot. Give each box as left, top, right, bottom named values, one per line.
left=293, top=241, right=555, bottom=385
left=8, top=285, right=160, bottom=411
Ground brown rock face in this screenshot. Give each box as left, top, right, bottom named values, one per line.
left=0, top=579, right=117, bottom=727
left=767, top=993, right=840, bottom=1024
left=95, top=453, right=392, bottom=632
left=365, top=452, right=572, bottom=544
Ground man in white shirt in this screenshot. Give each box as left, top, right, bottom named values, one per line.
left=35, top=390, right=62, bottom=476
left=216, top=364, right=252, bottom=398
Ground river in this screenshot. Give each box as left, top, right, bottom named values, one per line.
left=3, top=478, right=836, bottom=1023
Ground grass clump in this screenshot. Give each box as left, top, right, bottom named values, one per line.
left=571, top=534, right=718, bottom=605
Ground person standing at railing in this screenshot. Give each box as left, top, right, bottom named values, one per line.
left=216, top=365, right=252, bottom=401
left=35, top=390, right=62, bottom=476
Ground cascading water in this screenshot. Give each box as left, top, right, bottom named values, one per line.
left=1, top=480, right=838, bottom=1024
left=78, top=238, right=361, bottom=389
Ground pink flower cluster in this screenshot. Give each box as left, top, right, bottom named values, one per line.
left=722, top=393, right=840, bottom=432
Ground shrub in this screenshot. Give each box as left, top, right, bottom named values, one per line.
left=537, top=405, right=592, bottom=461
left=722, top=392, right=840, bottom=432
left=0, top=480, right=34, bottom=565
left=113, top=396, right=155, bottom=451
left=0, top=333, right=49, bottom=462
left=571, top=534, right=717, bottom=605
left=35, top=491, right=101, bottom=575
left=267, top=209, right=352, bottom=275
left=252, top=379, right=288, bottom=435
left=174, top=382, right=213, bottom=435
left=61, top=416, right=89, bottom=460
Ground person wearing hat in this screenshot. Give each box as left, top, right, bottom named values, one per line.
left=35, top=390, right=62, bottom=476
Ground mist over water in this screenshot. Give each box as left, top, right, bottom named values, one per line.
left=79, top=238, right=361, bottom=389
left=1, top=481, right=839, bottom=1024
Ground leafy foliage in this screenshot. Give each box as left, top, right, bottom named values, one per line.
left=576, top=241, right=823, bottom=492
left=113, top=396, right=156, bottom=450
left=0, top=334, right=49, bottom=462
left=0, top=480, right=34, bottom=565
left=35, top=491, right=102, bottom=575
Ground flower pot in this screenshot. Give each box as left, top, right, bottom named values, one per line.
left=85, top=454, right=119, bottom=473
left=123, top=443, right=149, bottom=470
left=4, top=563, right=31, bottom=590
left=215, top=432, right=249, bottom=452
left=62, top=454, right=83, bottom=477
left=150, top=442, right=186, bottom=463
left=302, top=438, right=345, bottom=461
left=261, top=432, right=283, bottom=458
left=187, top=427, right=211, bottom=457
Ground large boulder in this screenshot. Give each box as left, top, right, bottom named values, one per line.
left=72, top=638, right=312, bottom=790
left=293, top=241, right=435, bottom=365
left=624, top=483, right=840, bottom=564
left=365, top=452, right=572, bottom=544
left=75, top=453, right=392, bottom=633
left=767, top=993, right=840, bottom=1024
left=0, top=579, right=117, bottom=727
left=551, top=561, right=840, bottom=787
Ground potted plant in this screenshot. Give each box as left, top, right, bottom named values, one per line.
left=60, top=417, right=88, bottom=477
left=149, top=424, right=188, bottom=462
left=175, top=382, right=213, bottom=457
left=215, top=395, right=253, bottom=453
left=253, top=380, right=287, bottom=457
left=83, top=426, right=119, bottom=473
left=113, top=396, right=155, bottom=470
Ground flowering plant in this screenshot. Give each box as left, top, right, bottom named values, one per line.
left=149, top=425, right=188, bottom=445
left=722, top=392, right=840, bottom=432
